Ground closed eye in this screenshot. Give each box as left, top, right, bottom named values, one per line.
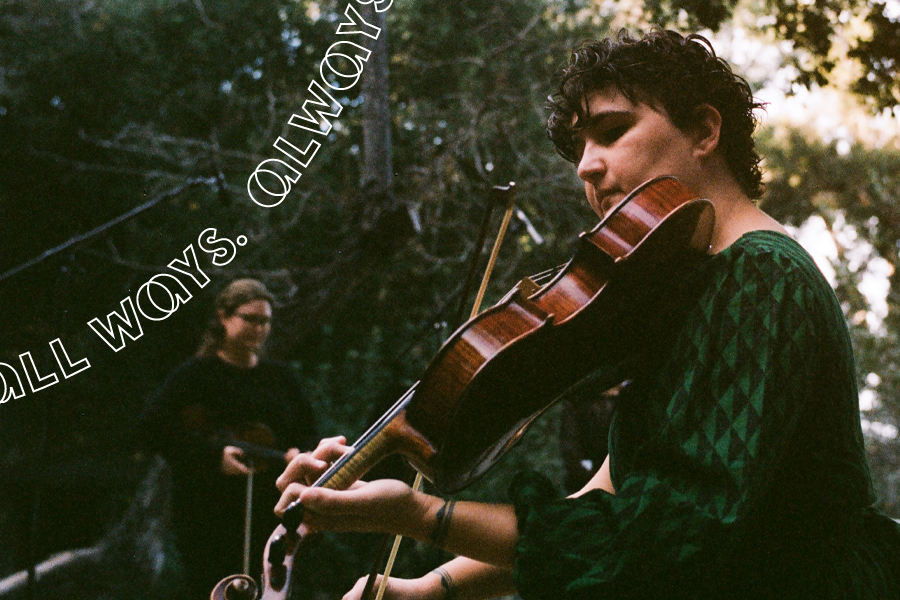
left=573, top=124, right=627, bottom=158
left=596, top=124, right=629, bottom=145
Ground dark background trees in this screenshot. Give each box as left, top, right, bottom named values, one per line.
left=0, top=0, right=898, bottom=596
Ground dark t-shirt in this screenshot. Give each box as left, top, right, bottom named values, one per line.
left=141, top=355, right=317, bottom=597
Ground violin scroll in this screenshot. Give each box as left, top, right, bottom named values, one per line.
left=211, top=575, right=259, bottom=600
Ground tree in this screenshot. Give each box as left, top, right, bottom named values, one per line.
left=1, top=1, right=899, bottom=596
left=758, top=130, right=900, bottom=515
left=641, top=0, right=900, bottom=111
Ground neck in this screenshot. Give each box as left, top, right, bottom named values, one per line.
left=694, top=176, right=784, bottom=254
left=216, top=344, right=258, bottom=368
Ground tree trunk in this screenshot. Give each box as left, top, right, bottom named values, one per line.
left=272, top=6, right=418, bottom=353
left=361, top=5, right=394, bottom=193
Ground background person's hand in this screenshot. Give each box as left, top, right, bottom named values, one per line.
left=221, top=445, right=251, bottom=475
left=284, top=447, right=300, bottom=463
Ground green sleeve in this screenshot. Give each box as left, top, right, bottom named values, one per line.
left=510, top=237, right=846, bottom=600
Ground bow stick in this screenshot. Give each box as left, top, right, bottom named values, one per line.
left=362, top=182, right=517, bottom=600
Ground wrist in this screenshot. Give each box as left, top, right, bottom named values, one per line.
left=428, top=498, right=457, bottom=549
left=406, top=491, right=444, bottom=541
left=426, top=567, right=457, bottom=600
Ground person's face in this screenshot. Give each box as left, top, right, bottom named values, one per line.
left=219, top=299, right=272, bottom=353
left=574, top=86, right=709, bottom=218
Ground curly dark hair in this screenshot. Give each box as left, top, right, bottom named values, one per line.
left=548, top=29, right=766, bottom=199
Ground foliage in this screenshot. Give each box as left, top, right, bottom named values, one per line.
left=849, top=3, right=900, bottom=111
left=0, top=0, right=899, bottom=596
left=759, top=130, right=900, bottom=514
left=642, top=0, right=900, bottom=112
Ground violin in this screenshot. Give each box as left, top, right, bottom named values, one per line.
left=211, top=176, right=714, bottom=600
left=180, top=403, right=290, bottom=469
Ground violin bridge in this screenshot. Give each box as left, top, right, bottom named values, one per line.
left=516, top=277, right=541, bottom=298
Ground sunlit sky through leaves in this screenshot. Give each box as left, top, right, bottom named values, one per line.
left=706, top=16, right=898, bottom=428
left=704, top=17, right=897, bottom=335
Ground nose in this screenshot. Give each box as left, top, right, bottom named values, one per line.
left=576, top=139, right=605, bottom=184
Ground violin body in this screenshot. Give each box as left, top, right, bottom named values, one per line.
left=406, top=176, right=713, bottom=491
left=180, top=404, right=288, bottom=468
left=213, top=175, right=714, bottom=600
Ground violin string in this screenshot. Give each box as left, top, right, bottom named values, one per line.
left=528, top=263, right=566, bottom=286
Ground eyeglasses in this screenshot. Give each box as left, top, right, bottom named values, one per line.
left=235, top=312, right=271, bottom=326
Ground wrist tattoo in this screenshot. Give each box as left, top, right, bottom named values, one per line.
left=432, top=567, right=457, bottom=600
left=429, top=499, right=456, bottom=549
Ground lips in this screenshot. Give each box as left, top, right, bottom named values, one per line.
left=596, top=190, right=622, bottom=216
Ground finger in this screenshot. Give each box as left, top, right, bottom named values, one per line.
left=276, top=452, right=330, bottom=491
left=300, top=511, right=379, bottom=534
left=222, top=447, right=251, bottom=475
left=230, top=451, right=252, bottom=472
left=317, top=435, right=347, bottom=448
left=343, top=575, right=380, bottom=600
left=229, top=461, right=251, bottom=476
left=223, top=445, right=245, bottom=459
left=278, top=438, right=355, bottom=489
left=310, top=437, right=353, bottom=462
left=297, top=486, right=352, bottom=513
left=273, top=486, right=372, bottom=531
left=274, top=482, right=306, bottom=517
left=296, top=487, right=395, bottom=533
left=297, top=481, right=387, bottom=516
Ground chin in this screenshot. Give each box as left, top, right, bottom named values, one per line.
left=243, top=341, right=266, bottom=354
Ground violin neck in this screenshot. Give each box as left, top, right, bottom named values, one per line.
left=313, top=383, right=421, bottom=491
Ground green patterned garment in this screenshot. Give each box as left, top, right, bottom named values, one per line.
left=511, top=231, right=900, bottom=600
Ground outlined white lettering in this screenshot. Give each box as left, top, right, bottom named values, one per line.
left=50, top=338, right=91, bottom=379
left=274, top=137, right=321, bottom=171
left=245, top=0, right=393, bottom=205
left=287, top=80, right=344, bottom=135
left=197, top=228, right=246, bottom=266
left=248, top=159, right=300, bottom=208
left=355, top=0, right=393, bottom=13
left=0, top=362, right=25, bottom=404
left=136, top=274, right=193, bottom=322
left=167, top=244, right=210, bottom=289
left=321, top=41, right=372, bottom=91
left=337, top=3, right=382, bottom=40
left=19, top=351, right=59, bottom=393
left=88, top=296, right=145, bottom=352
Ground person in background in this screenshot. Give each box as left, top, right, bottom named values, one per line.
left=142, top=278, right=317, bottom=598
left=272, top=30, right=900, bottom=600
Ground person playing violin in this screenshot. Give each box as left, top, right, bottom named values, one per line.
left=142, top=278, right=317, bottom=599
left=274, top=29, right=900, bottom=600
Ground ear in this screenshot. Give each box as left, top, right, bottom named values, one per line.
left=691, top=104, right=722, bottom=159
left=217, top=308, right=228, bottom=326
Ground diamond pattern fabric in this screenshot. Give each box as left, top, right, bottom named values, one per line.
left=511, top=231, right=900, bottom=600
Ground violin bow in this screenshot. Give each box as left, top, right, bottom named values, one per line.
left=363, top=183, right=517, bottom=600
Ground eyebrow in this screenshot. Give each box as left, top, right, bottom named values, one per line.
left=574, top=109, right=633, bottom=132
